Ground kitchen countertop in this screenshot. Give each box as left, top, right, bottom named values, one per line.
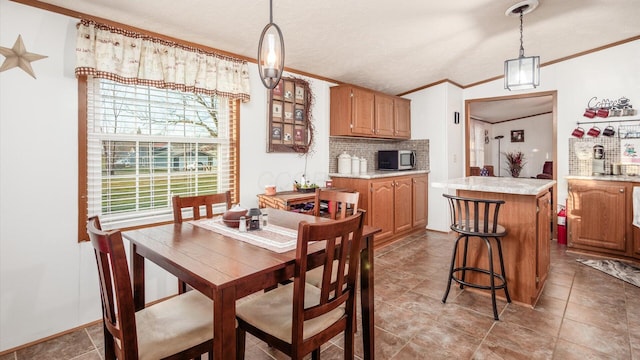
left=432, top=176, right=556, bottom=195
left=329, top=169, right=429, bottom=179
left=566, top=175, right=640, bottom=182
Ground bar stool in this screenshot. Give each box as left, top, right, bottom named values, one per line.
left=442, top=194, right=511, bottom=320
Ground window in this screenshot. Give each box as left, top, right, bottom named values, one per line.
left=469, top=120, right=486, bottom=167
left=78, top=76, right=239, bottom=240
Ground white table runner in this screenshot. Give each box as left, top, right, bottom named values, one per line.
left=191, top=217, right=298, bottom=253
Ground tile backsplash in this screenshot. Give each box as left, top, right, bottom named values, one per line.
left=568, top=137, right=621, bottom=175
left=329, top=137, right=429, bottom=173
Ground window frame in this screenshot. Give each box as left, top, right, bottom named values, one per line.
left=77, top=76, right=240, bottom=242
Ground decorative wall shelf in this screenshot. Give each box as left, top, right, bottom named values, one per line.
left=267, top=77, right=313, bottom=153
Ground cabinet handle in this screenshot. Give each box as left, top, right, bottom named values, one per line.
left=620, top=188, right=625, bottom=193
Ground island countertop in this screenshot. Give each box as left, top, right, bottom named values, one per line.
left=432, top=176, right=556, bottom=195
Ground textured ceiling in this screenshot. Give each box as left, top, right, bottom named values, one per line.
left=26, top=0, right=640, bottom=95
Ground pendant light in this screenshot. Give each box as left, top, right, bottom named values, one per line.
left=258, top=0, right=285, bottom=89
left=504, top=0, right=540, bottom=91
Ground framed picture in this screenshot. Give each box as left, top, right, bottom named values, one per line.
left=511, top=130, right=524, bottom=143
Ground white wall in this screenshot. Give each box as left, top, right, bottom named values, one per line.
left=406, top=83, right=463, bottom=232
left=0, top=0, right=336, bottom=351
left=490, top=113, right=553, bottom=178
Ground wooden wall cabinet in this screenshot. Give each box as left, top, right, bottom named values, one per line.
left=331, top=173, right=427, bottom=247
left=567, top=180, right=632, bottom=257
left=330, top=85, right=411, bottom=139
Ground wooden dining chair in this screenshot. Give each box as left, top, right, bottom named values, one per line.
left=172, top=191, right=232, bottom=223
left=312, top=188, right=360, bottom=220
left=306, top=189, right=360, bottom=288
left=86, top=216, right=214, bottom=360
left=235, top=211, right=365, bottom=360
left=172, top=191, right=231, bottom=293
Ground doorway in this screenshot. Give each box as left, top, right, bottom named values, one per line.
left=465, top=91, right=558, bottom=238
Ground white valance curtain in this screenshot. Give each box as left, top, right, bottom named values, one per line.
left=75, top=19, right=251, bottom=102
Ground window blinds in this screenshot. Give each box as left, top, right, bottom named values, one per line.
left=86, top=77, right=236, bottom=228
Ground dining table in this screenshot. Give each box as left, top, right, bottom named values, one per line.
left=122, top=208, right=380, bottom=360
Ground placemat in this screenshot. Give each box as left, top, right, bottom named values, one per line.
left=191, top=217, right=298, bottom=253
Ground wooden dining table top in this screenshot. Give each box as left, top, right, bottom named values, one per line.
left=122, top=208, right=379, bottom=360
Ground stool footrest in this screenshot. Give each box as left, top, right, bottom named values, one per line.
left=451, top=267, right=507, bottom=291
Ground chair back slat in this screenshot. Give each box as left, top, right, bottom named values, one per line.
left=313, top=189, right=359, bottom=220
left=172, top=191, right=232, bottom=223
left=444, top=194, right=505, bottom=236
left=292, top=211, right=365, bottom=342
left=86, top=216, right=138, bottom=359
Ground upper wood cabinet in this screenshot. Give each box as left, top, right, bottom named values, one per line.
left=330, top=85, right=411, bottom=139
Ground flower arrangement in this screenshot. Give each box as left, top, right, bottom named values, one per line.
left=504, top=151, right=526, bottom=177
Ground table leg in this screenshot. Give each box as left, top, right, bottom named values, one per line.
left=214, top=287, right=237, bottom=360
left=131, top=243, right=145, bottom=311
left=360, top=234, right=375, bottom=360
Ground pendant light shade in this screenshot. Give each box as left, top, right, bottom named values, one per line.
left=504, top=55, right=540, bottom=91
left=258, top=0, right=284, bottom=89
left=504, top=0, right=540, bottom=91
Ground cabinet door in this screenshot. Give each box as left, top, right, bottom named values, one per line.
left=394, top=98, right=411, bottom=139
left=329, top=86, right=354, bottom=136
left=394, top=177, right=413, bottom=233
left=351, top=88, right=375, bottom=136
left=412, top=174, right=428, bottom=228
left=536, top=191, right=551, bottom=290
left=568, top=181, right=627, bottom=253
left=374, top=94, right=394, bottom=138
left=370, top=179, right=395, bottom=242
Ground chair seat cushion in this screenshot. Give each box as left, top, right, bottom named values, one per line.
left=136, top=290, right=213, bottom=360
left=452, top=222, right=506, bottom=235
left=236, top=283, right=345, bottom=343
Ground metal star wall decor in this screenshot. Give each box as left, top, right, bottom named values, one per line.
left=0, top=35, right=47, bottom=79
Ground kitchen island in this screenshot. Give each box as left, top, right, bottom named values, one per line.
left=433, top=176, right=556, bottom=307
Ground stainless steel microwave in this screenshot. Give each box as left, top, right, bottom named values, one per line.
left=377, top=150, right=416, bottom=171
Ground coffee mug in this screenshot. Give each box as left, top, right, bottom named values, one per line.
left=583, top=108, right=596, bottom=118
left=571, top=126, right=585, bottom=138
left=587, top=126, right=601, bottom=137
left=596, top=108, right=609, bottom=118
left=610, top=108, right=622, bottom=117
left=603, top=125, right=615, bottom=137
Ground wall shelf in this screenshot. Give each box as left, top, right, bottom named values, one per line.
left=576, top=117, right=640, bottom=125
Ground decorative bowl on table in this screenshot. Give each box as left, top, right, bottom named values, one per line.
left=222, top=204, right=248, bottom=228
left=294, top=183, right=319, bottom=193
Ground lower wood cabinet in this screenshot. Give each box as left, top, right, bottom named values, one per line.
left=567, top=179, right=634, bottom=258
left=331, top=173, right=428, bottom=247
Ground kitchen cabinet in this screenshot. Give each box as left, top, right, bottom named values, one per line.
left=330, top=85, right=411, bottom=139
left=455, top=187, right=552, bottom=306
left=330, top=173, right=428, bottom=247
left=394, top=97, right=411, bottom=139
left=536, top=191, right=551, bottom=291
left=567, top=180, right=629, bottom=256
left=412, top=174, right=428, bottom=228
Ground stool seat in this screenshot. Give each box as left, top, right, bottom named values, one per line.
left=442, top=194, right=511, bottom=320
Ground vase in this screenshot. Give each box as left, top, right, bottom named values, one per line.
left=511, top=168, right=521, bottom=178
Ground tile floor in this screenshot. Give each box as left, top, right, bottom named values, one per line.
left=2, top=230, right=639, bottom=360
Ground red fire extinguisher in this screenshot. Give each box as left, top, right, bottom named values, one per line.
left=557, top=205, right=567, bottom=245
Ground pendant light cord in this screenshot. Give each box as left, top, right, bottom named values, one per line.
left=519, top=11, right=525, bottom=58
left=269, top=0, right=274, bottom=24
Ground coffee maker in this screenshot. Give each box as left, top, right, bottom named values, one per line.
left=592, top=144, right=605, bottom=175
